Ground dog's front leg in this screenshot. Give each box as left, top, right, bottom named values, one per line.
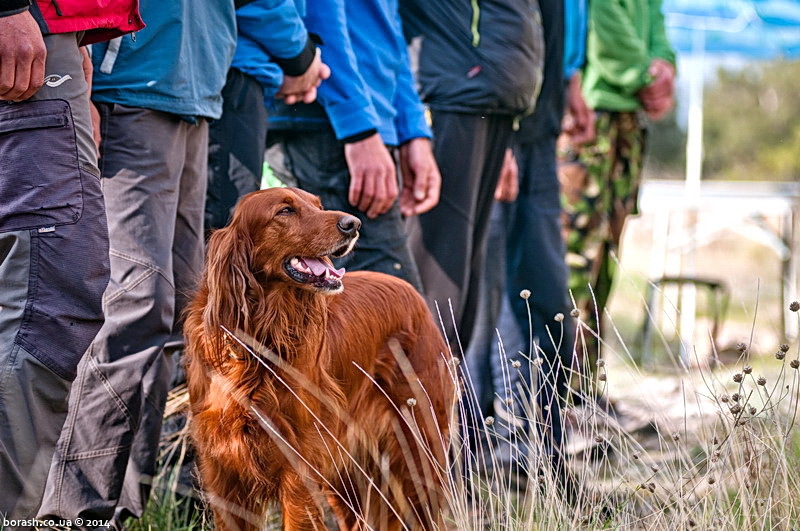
left=280, top=470, right=327, bottom=531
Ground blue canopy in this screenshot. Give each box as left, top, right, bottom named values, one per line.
left=663, top=0, right=800, bottom=58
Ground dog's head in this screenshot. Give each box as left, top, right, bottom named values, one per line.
left=214, top=187, right=360, bottom=295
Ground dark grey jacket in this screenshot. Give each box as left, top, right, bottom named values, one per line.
left=401, top=0, right=544, bottom=116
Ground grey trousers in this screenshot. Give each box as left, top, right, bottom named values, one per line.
left=39, top=105, right=209, bottom=523
left=0, top=33, right=108, bottom=521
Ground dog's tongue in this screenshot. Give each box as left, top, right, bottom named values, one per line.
left=302, top=257, right=345, bottom=278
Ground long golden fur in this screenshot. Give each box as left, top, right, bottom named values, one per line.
left=184, top=187, right=454, bottom=530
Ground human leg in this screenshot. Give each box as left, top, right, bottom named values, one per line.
left=562, top=111, right=645, bottom=385
left=0, top=33, right=109, bottom=519
left=205, top=68, right=268, bottom=234
left=39, top=107, right=203, bottom=521
left=407, top=111, right=511, bottom=349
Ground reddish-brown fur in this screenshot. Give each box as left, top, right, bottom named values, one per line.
left=184, top=187, right=454, bottom=530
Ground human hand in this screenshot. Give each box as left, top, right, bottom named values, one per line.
left=399, top=137, right=441, bottom=216
left=344, top=133, right=398, bottom=219
left=562, top=72, right=596, bottom=145
left=639, top=59, right=675, bottom=120
left=0, top=10, right=46, bottom=101
left=494, top=148, right=518, bottom=203
left=276, top=49, right=331, bottom=105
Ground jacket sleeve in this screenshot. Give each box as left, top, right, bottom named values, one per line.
left=587, top=0, right=653, bottom=96
left=648, top=0, right=676, bottom=66
left=236, top=0, right=315, bottom=76
left=303, top=0, right=381, bottom=141
left=0, top=0, right=31, bottom=17
left=391, top=7, right=431, bottom=144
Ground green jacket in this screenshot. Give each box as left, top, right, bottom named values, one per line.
left=582, top=0, right=676, bottom=111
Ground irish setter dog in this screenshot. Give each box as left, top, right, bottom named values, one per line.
left=184, top=187, right=454, bottom=530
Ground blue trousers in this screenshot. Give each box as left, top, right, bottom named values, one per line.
left=465, top=135, right=575, bottom=474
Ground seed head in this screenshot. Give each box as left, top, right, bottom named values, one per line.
left=790, top=301, right=800, bottom=312
left=632, top=451, right=641, bottom=460
left=776, top=351, right=787, bottom=360
left=450, top=357, right=461, bottom=367
left=780, top=344, right=790, bottom=353
left=554, top=313, right=564, bottom=322
left=570, top=308, right=580, bottom=318
left=708, top=476, right=716, bottom=485
left=720, top=394, right=730, bottom=403
left=598, top=373, right=607, bottom=382
left=595, top=435, right=604, bottom=444
left=688, top=518, right=697, bottom=528
left=749, top=406, right=757, bottom=415
left=484, top=416, right=495, bottom=426
left=597, top=359, right=606, bottom=367
left=511, top=360, right=521, bottom=369
left=671, top=432, right=681, bottom=441
left=733, top=373, right=743, bottom=383
left=743, top=365, right=753, bottom=374
left=757, top=376, right=767, bottom=386
left=406, top=398, right=417, bottom=407
left=520, top=289, right=531, bottom=300
left=648, top=482, right=656, bottom=492
left=712, top=436, right=719, bottom=445
left=792, top=360, right=800, bottom=370
left=533, top=357, right=543, bottom=367
left=730, top=404, right=742, bottom=414
left=732, top=393, right=741, bottom=402
left=737, top=418, right=747, bottom=426
left=650, top=463, right=660, bottom=473
left=736, top=342, right=748, bottom=353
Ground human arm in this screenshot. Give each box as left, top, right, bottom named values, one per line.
left=0, top=6, right=46, bottom=101
left=562, top=72, right=596, bottom=145
left=638, top=0, right=676, bottom=119
left=303, top=0, right=397, bottom=218
left=235, top=0, right=328, bottom=103
left=587, top=0, right=653, bottom=97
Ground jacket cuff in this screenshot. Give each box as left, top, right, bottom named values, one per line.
left=274, top=37, right=317, bottom=77
left=341, top=129, right=378, bottom=144
left=0, top=0, right=31, bottom=17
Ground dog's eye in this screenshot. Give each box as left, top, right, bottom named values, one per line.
left=277, top=206, right=296, bottom=215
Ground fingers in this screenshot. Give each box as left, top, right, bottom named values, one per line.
left=0, top=11, right=47, bottom=101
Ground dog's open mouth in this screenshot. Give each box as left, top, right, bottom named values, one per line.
left=284, top=256, right=346, bottom=291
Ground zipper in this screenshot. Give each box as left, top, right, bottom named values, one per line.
left=470, top=0, right=480, bottom=47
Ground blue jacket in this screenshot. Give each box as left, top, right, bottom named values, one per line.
left=91, top=0, right=236, bottom=119
left=232, top=0, right=317, bottom=99
left=268, top=0, right=431, bottom=146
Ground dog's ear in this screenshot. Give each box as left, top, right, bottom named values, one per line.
left=202, top=222, right=261, bottom=366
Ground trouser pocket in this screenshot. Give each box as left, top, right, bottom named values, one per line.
left=0, top=99, right=110, bottom=380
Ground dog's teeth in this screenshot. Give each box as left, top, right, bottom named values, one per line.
left=290, top=257, right=300, bottom=267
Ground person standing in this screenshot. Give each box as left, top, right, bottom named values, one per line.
left=37, top=1, right=237, bottom=526
left=205, top=0, right=330, bottom=234
left=400, top=0, right=545, bottom=349
left=267, top=0, right=441, bottom=289
left=562, top=0, right=676, bottom=382
left=0, top=0, right=142, bottom=520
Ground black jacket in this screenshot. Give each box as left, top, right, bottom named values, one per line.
left=401, top=0, right=544, bottom=116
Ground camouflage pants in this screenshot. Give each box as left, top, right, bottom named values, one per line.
left=559, top=111, right=646, bottom=380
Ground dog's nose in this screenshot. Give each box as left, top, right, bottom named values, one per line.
left=337, top=215, right=361, bottom=236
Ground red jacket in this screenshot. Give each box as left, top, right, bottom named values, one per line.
left=33, top=0, right=144, bottom=45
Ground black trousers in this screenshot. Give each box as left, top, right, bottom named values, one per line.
left=205, top=68, right=268, bottom=233
left=407, top=111, right=513, bottom=351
